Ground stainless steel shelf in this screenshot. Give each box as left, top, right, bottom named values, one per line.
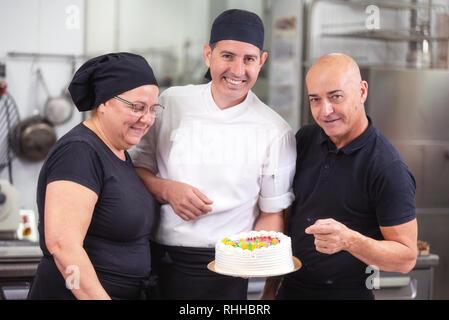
left=318, top=0, right=448, bottom=11
left=322, top=29, right=449, bottom=42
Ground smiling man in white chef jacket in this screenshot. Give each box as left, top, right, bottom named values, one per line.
left=130, top=9, right=296, bottom=299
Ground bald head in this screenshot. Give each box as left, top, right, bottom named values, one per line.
left=306, top=53, right=362, bottom=89
left=306, top=53, right=369, bottom=149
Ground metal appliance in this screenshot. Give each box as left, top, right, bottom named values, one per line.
left=0, top=83, right=21, bottom=184
left=0, top=180, right=20, bottom=238
left=362, top=67, right=448, bottom=299
left=0, top=240, right=42, bottom=300
left=0, top=179, right=42, bottom=300
left=374, top=254, right=439, bottom=299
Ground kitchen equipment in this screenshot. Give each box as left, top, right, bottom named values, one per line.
left=362, top=67, right=449, bottom=299
left=435, top=12, right=449, bottom=68
left=247, top=254, right=439, bottom=300
left=303, top=0, right=449, bottom=69
left=406, top=0, right=432, bottom=68
left=0, top=180, right=20, bottom=238
left=16, top=210, right=38, bottom=242
left=37, top=67, right=73, bottom=125
left=0, top=239, right=42, bottom=300
left=0, top=88, right=20, bottom=183
left=9, top=68, right=57, bottom=162
left=0, top=63, right=5, bottom=78
left=373, top=254, right=439, bottom=300
left=0, top=81, right=6, bottom=97
left=6, top=53, right=85, bottom=124
left=9, top=114, right=57, bottom=162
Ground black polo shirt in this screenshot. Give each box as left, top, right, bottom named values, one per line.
left=285, top=118, right=416, bottom=290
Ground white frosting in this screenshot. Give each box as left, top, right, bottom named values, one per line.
left=215, top=230, right=294, bottom=276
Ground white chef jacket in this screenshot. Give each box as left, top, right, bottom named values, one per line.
left=129, top=82, right=296, bottom=248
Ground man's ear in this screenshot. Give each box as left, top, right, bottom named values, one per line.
left=260, top=50, right=269, bottom=67
left=360, top=80, right=368, bottom=104
left=203, top=44, right=212, bottom=68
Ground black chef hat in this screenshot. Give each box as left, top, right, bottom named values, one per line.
left=210, top=9, right=264, bottom=50
left=205, top=9, right=265, bottom=81
left=68, top=52, right=158, bottom=111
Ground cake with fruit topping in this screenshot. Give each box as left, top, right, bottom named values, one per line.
left=214, top=230, right=294, bottom=276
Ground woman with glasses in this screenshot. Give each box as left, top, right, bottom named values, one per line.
left=28, top=52, right=163, bottom=300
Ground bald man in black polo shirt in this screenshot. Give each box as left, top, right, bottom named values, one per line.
left=262, top=53, right=417, bottom=300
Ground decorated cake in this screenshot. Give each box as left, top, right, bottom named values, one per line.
left=214, top=230, right=295, bottom=277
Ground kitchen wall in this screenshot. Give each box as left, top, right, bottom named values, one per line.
left=85, top=0, right=210, bottom=85
left=0, top=0, right=85, bottom=213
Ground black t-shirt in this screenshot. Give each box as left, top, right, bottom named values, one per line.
left=285, top=119, right=416, bottom=289
left=36, top=123, right=158, bottom=278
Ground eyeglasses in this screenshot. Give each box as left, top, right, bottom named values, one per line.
left=114, top=96, right=165, bottom=118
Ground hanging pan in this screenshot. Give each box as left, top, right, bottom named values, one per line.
left=9, top=68, right=57, bottom=162
left=37, top=66, right=74, bottom=125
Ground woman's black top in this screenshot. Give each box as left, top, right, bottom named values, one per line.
left=29, top=123, right=158, bottom=299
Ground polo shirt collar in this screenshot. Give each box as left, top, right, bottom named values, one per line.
left=318, top=116, right=376, bottom=155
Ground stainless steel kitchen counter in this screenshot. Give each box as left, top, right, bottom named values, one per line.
left=373, top=253, right=439, bottom=300
left=248, top=254, right=440, bottom=300
left=414, top=254, right=439, bottom=269
left=0, top=262, right=39, bottom=278
left=0, top=240, right=43, bottom=299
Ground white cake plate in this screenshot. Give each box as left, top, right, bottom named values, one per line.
left=207, top=256, right=302, bottom=278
